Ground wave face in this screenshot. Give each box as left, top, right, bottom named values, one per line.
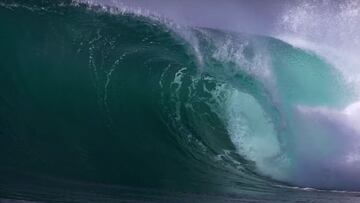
left=1, top=0, right=360, bottom=202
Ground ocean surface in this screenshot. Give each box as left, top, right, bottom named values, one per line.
left=1, top=0, right=360, bottom=202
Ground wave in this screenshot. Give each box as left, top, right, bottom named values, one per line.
left=1, top=0, right=360, bottom=202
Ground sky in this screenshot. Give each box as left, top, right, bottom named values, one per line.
left=83, top=0, right=360, bottom=54
left=95, top=0, right=291, bottom=34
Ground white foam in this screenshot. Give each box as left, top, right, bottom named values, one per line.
left=276, top=0, right=360, bottom=92
left=225, top=89, right=290, bottom=181
left=273, top=1, right=360, bottom=189
left=291, top=101, right=360, bottom=188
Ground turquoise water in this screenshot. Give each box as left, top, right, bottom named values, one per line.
left=1, top=1, right=360, bottom=202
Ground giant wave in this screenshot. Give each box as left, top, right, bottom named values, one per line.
left=1, top=0, right=360, bottom=202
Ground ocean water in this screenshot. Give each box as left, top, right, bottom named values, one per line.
left=1, top=0, right=360, bottom=202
